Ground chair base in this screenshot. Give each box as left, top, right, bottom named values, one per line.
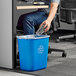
left=48, top=48, right=67, bottom=57
left=56, top=34, right=76, bottom=44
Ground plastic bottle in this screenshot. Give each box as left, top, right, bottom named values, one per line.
left=36, top=24, right=48, bottom=35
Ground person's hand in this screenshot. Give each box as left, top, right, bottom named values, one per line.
left=40, top=19, right=51, bottom=32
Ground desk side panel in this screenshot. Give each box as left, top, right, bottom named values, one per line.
left=0, top=0, right=12, bottom=68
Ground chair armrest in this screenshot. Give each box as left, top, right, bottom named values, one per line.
left=61, top=7, right=76, bottom=11
left=60, top=7, right=76, bottom=11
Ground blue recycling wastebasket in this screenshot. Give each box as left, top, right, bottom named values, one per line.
left=17, top=35, right=50, bottom=71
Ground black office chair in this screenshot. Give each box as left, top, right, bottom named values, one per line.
left=56, top=0, right=76, bottom=43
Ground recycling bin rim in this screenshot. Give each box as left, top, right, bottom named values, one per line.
left=16, top=35, right=50, bottom=39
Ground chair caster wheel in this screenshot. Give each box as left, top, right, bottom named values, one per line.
left=62, top=52, right=67, bottom=57
left=55, top=39, right=60, bottom=43
left=48, top=50, right=52, bottom=54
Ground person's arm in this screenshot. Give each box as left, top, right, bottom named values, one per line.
left=47, top=2, right=59, bottom=24
left=40, top=2, right=59, bottom=32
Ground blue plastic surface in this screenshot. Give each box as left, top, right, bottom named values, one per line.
left=17, top=35, right=49, bottom=71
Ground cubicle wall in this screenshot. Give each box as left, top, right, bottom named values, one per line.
left=0, top=0, right=13, bottom=69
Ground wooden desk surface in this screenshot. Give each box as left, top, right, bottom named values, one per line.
left=16, top=5, right=49, bottom=10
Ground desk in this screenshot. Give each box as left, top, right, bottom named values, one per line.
left=16, top=5, right=49, bottom=10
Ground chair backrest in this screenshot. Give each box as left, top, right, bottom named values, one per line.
left=60, top=0, right=76, bottom=23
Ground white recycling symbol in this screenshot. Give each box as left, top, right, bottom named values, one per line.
left=38, top=45, right=44, bottom=54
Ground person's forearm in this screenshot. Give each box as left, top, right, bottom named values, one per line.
left=47, top=3, right=59, bottom=23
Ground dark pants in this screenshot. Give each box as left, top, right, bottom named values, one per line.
left=23, top=10, right=48, bottom=35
